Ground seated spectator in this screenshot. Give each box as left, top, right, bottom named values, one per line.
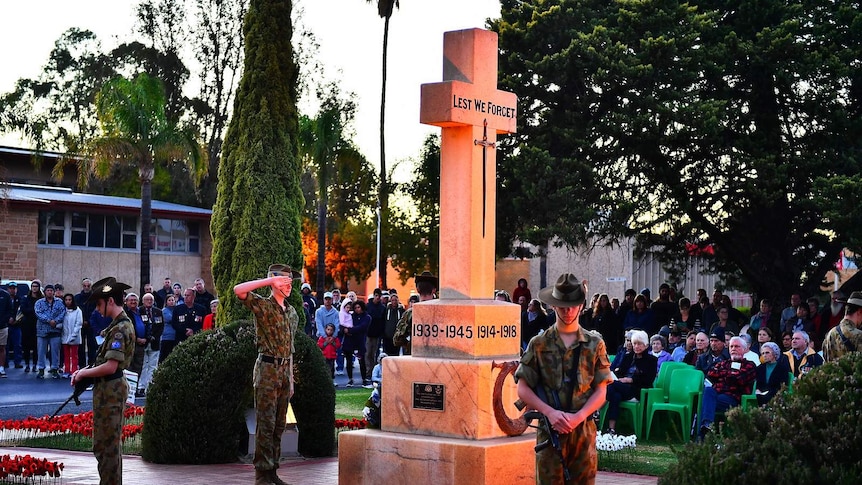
left=783, top=303, right=815, bottom=335
left=699, top=336, right=757, bottom=437
left=739, top=333, right=761, bottom=366
left=696, top=327, right=730, bottom=375
left=683, top=331, right=709, bottom=366
left=755, top=342, right=791, bottom=406
left=673, top=297, right=696, bottom=334
left=780, top=330, right=793, bottom=352
left=784, top=330, right=823, bottom=377
left=649, top=334, right=673, bottom=372
left=720, top=295, right=747, bottom=329
left=610, top=330, right=634, bottom=372
left=749, top=299, right=778, bottom=341
left=521, top=299, right=549, bottom=350
left=665, top=328, right=684, bottom=354
left=623, top=295, right=656, bottom=335
left=672, top=331, right=695, bottom=362
left=709, top=306, right=740, bottom=339
left=494, top=289, right=512, bottom=302
left=751, top=327, right=774, bottom=355
left=605, top=330, right=657, bottom=435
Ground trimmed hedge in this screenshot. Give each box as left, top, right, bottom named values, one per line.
left=141, top=320, right=257, bottom=463
left=141, top=320, right=336, bottom=462
left=291, top=330, right=336, bottom=456
left=660, top=352, right=862, bottom=484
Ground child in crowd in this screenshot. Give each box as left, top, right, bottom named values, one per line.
left=318, top=323, right=341, bottom=385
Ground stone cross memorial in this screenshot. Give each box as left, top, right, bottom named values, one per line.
left=339, top=29, right=534, bottom=485
left=419, top=28, right=517, bottom=300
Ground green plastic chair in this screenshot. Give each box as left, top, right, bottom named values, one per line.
left=645, top=368, right=704, bottom=442
left=740, top=381, right=758, bottom=411
left=643, top=362, right=690, bottom=417
left=598, top=392, right=645, bottom=438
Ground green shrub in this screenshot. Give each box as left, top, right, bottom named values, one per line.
left=291, top=330, right=336, bottom=457
left=141, top=320, right=257, bottom=463
left=660, top=352, right=862, bottom=485
left=141, top=319, right=336, bottom=462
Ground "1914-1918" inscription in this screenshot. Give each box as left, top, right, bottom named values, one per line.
left=413, top=323, right=518, bottom=339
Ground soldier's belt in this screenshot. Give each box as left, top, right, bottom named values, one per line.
left=94, top=370, right=124, bottom=383
left=259, top=354, right=289, bottom=365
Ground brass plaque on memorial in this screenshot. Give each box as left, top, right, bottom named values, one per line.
left=412, top=382, right=445, bottom=412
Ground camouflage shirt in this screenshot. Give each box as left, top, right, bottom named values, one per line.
left=242, top=292, right=298, bottom=358
left=94, top=310, right=135, bottom=370
left=822, top=318, right=862, bottom=362
left=515, top=324, right=613, bottom=412
left=392, top=307, right=413, bottom=354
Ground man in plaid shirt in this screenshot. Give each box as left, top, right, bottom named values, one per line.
left=699, top=335, right=756, bottom=437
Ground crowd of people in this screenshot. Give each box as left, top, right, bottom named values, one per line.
left=0, top=276, right=216, bottom=397
left=306, top=281, right=425, bottom=389
left=508, top=277, right=862, bottom=440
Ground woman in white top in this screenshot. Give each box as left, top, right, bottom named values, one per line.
left=61, top=294, right=83, bottom=378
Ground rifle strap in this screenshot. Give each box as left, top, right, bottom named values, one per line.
left=837, top=325, right=857, bottom=352
left=565, top=344, right=582, bottom=410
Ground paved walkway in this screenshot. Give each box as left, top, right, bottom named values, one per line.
left=1, top=446, right=658, bottom=484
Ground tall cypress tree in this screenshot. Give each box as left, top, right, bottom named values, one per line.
left=211, top=0, right=303, bottom=323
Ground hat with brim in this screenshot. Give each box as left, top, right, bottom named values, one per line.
left=415, top=271, right=438, bottom=287
left=86, top=277, right=132, bottom=304
left=267, top=264, right=301, bottom=279
left=847, top=291, right=862, bottom=307
left=538, top=274, right=587, bottom=308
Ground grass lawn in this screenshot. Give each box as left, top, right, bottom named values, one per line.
left=335, top=388, right=372, bottom=419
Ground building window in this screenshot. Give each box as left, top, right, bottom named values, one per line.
left=38, top=210, right=66, bottom=245
left=38, top=211, right=200, bottom=254
left=151, top=218, right=200, bottom=253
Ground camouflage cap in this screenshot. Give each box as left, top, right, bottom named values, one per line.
left=267, top=264, right=301, bottom=279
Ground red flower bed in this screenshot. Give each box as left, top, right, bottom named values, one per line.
left=334, top=418, right=367, bottom=431
left=0, top=454, right=64, bottom=481
left=0, top=404, right=145, bottom=443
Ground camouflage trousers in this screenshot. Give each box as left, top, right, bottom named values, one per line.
left=93, top=376, right=129, bottom=485
left=253, top=358, right=292, bottom=471
left=535, top=418, right=597, bottom=485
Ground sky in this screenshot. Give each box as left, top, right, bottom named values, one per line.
left=0, top=0, right=502, bottom=182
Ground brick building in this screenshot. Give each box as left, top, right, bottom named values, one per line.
left=1, top=146, right=213, bottom=294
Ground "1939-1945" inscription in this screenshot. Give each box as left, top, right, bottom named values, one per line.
left=413, top=323, right=518, bottom=339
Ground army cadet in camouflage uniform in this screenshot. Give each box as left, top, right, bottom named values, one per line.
left=823, top=291, right=862, bottom=362
left=234, top=264, right=300, bottom=485
left=71, top=277, right=135, bottom=485
left=515, top=274, right=613, bottom=485
left=392, top=271, right=437, bottom=355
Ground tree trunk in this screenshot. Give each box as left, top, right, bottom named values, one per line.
left=377, top=14, right=390, bottom=289
left=317, top=197, right=327, bottom=296
left=140, top=164, right=154, bottom=292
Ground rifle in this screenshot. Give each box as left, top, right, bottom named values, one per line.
left=524, top=410, right=571, bottom=483
left=514, top=345, right=582, bottom=483
left=50, top=367, right=94, bottom=419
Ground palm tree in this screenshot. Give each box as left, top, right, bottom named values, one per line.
left=299, top=84, right=361, bottom=295
left=73, top=72, right=207, bottom=290
left=365, top=0, right=399, bottom=289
